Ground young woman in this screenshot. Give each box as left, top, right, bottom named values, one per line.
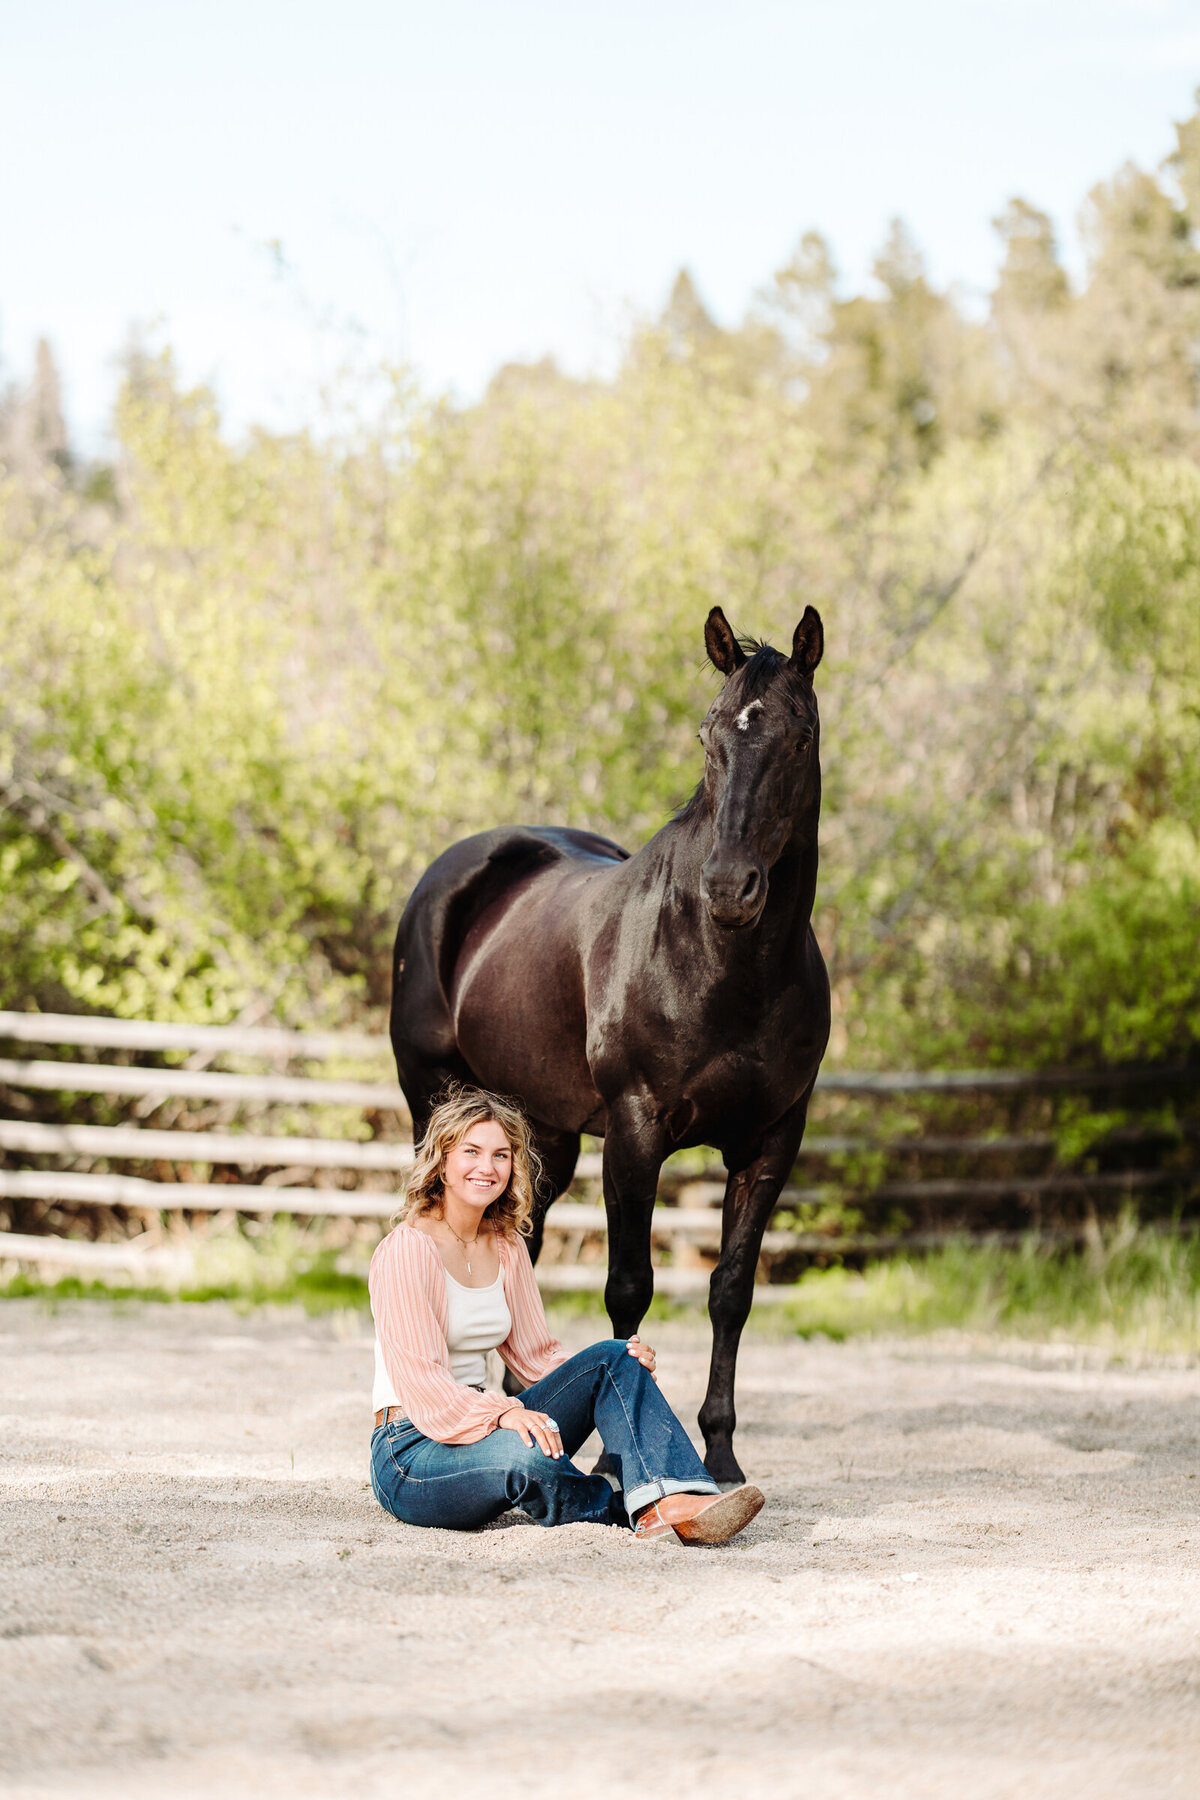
left=368, top=1086, right=764, bottom=1544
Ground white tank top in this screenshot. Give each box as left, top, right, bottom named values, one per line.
left=372, top=1265, right=512, bottom=1411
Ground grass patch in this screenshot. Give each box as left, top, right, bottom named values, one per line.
left=0, top=1261, right=370, bottom=1314
left=769, top=1216, right=1200, bottom=1355
left=0, top=1220, right=371, bottom=1315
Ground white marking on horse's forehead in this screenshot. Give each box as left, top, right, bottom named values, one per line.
left=735, top=700, right=764, bottom=731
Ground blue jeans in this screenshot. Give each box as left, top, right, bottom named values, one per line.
left=370, top=1339, right=720, bottom=1530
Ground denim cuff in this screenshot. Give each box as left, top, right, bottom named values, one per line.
left=624, top=1475, right=721, bottom=1519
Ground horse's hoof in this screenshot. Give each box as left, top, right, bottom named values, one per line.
left=592, top=1448, right=620, bottom=1489
left=704, top=1451, right=746, bottom=1487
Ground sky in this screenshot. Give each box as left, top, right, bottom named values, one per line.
left=2, top=0, right=1198, bottom=451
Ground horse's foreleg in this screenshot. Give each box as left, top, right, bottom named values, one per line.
left=699, top=1094, right=812, bottom=1485
left=590, top=1104, right=666, bottom=1479
left=601, top=1102, right=667, bottom=1338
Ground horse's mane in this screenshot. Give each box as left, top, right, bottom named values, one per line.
left=673, top=780, right=707, bottom=824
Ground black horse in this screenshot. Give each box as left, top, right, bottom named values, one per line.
left=389, top=605, right=830, bottom=1483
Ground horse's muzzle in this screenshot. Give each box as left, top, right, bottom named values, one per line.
left=700, top=855, right=767, bottom=929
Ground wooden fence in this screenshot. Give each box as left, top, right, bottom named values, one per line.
left=0, top=1011, right=1195, bottom=1299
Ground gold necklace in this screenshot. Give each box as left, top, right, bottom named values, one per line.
left=445, top=1220, right=481, bottom=1274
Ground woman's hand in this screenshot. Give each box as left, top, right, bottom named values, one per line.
left=626, top=1335, right=657, bottom=1382
left=497, top=1407, right=563, bottom=1460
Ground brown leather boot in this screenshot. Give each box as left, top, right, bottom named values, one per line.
left=633, top=1486, right=764, bottom=1545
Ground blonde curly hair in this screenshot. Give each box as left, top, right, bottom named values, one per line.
left=395, top=1084, right=542, bottom=1239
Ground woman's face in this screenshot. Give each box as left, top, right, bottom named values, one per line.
left=441, top=1119, right=513, bottom=1215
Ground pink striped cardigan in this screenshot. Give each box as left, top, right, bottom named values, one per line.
left=368, top=1224, right=566, bottom=1444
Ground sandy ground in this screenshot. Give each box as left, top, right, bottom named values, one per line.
left=1, top=1302, right=1199, bottom=1800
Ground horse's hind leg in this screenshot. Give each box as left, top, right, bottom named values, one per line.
left=502, top=1120, right=579, bottom=1398
left=523, top=1122, right=582, bottom=1265
left=590, top=1100, right=667, bottom=1477
left=699, top=1093, right=812, bottom=1486
left=389, top=930, right=475, bottom=1143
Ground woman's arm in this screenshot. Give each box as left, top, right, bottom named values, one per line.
left=496, top=1234, right=567, bottom=1384
left=369, top=1229, right=518, bottom=1444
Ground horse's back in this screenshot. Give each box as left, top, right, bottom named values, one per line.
left=396, top=826, right=626, bottom=960
left=390, top=826, right=627, bottom=1121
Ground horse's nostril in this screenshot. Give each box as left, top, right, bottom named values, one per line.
left=701, top=858, right=765, bottom=922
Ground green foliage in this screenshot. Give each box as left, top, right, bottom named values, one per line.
left=775, top=1195, right=869, bottom=1235
left=772, top=1216, right=1200, bottom=1354
left=3, top=100, right=1200, bottom=1070
left=1050, top=1104, right=1131, bottom=1167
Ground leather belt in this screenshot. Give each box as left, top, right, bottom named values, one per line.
left=374, top=1385, right=486, bottom=1430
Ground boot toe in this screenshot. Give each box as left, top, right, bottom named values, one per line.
left=671, top=1485, right=764, bottom=1545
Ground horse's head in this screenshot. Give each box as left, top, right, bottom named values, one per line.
left=696, top=604, right=824, bottom=929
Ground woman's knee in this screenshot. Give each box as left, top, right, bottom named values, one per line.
left=602, top=1336, right=655, bottom=1381
left=504, top=1433, right=559, bottom=1474
left=503, top=1438, right=566, bottom=1498
left=554, top=1338, right=627, bottom=1381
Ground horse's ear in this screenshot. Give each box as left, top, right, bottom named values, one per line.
left=790, top=605, right=824, bottom=677
left=705, top=606, right=747, bottom=677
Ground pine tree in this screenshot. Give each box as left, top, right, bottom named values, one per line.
left=992, top=200, right=1069, bottom=314
left=2, top=338, right=72, bottom=479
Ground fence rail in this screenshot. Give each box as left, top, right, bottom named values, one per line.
left=0, top=1165, right=1176, bottom=1228
left=0, top=1119, right=417, bottom=1171
left=0, top=1229, right=193, bottom=1281
left=0, top=1011, right=387, bottom=1060
left=2, top=1010, right=1186, bottom=1092
left=0, top=1057, right=407, bottom=1109
left=1, top=1011, right=1195, bottom=1296
left=0, top=1168, right=399, bottom=1219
